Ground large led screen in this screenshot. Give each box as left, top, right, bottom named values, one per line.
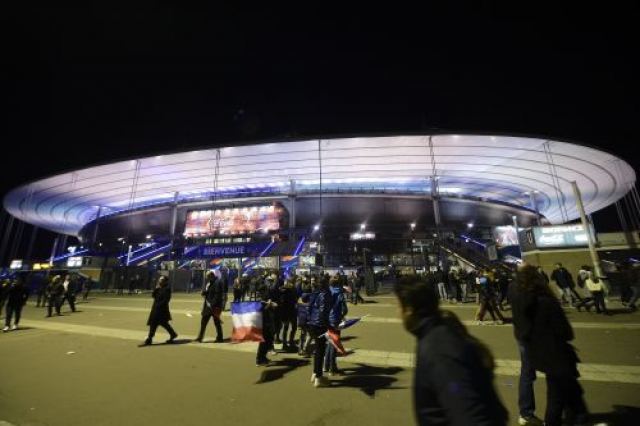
left=492, top=226, right=519, bottom=247
left=184, top=205, right=284, bottom=237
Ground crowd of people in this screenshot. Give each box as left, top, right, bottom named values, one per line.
left=3, top=258, right=639, bottom=424
left=140, top=268, right=359, bottom=387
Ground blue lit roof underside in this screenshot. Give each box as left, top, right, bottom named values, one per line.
left=3, top=135, right=636, bottom=236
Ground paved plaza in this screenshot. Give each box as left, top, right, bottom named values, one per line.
left=2, top=292, right=640, bottom=425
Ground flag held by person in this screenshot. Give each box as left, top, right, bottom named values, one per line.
left=338, top=317, right=362, bottom=330
left=323, top=328, right=346, bottom=355
left=231, top=301, right=264, bottom=343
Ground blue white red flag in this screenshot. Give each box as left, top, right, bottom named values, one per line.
left=323, top=329, right=346, bottom=355
left=231, top=301, right=264, bottom=343
left=338, top=317, right=362, bottom=330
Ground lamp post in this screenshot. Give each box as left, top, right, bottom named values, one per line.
left=410, top=223, right=416, bottom=271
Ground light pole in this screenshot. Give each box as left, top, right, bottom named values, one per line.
left=410, top=223, right=416, bottom=271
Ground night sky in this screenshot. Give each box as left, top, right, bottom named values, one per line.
left=2, top=4, right=639, bottom=262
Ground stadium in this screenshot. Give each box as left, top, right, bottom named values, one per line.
left=2, top=134, right=637, bottom=284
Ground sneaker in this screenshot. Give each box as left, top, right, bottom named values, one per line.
left=518, top=415, right=543, bottom=425
left=313, top=376, right=330, bottom=388
left=10, top=324, right=17, bottom=331
left=166, top=335, right=178, bottom=344
left=256, top=358, right=271, bottom=366
left=310, top=373, right=316, bottom=383
left=2, top=326, right=8, bottom=332
left=495, top=320, right=504, bottom=325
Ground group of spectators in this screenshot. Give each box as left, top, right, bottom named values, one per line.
left=398, top=261, right=604, bottom=425
left=0, top=273, right=93, bottom=330
left=141, top=268, right=357, bottom=388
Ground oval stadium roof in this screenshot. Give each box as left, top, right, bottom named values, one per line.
left=3, top=135, right=636, bottom=236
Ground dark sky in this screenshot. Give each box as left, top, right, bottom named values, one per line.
left=1, top=4, right=639, bottom=260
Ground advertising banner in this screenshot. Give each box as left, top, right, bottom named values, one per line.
left=184, top=204, right=285, bottom=237
left=532, top=224, right=589, bottom=248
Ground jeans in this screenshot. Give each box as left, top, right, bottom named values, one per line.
left=460, top=284, right=468, bottom=302
left=299, top=326, right=309, bottom=352
left=309, top=326, right=328, bottom=377
left=545, top=374, right=588, bottom=426
left=518, top=343, right=536, bottom=418
left=47, top=296, right=61, bottom=316
left=324, top=342, right=337, bottom=372
left=281, top=316, right=298, bottom=346
left=437, top=282, right=448, bottom=300
left=4, top=304, right=23, bottom=327
left=560, top=287, right=577, bottom=305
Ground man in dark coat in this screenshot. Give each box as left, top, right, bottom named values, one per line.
left=194, top=270, right=224, bottom=343
left=279, top=278, right=298, bottom=351
left=395, top=275, right=508, bottom=425
left=46, top=275, right=64, bottom=317
left=509, top=266, right=543, bottom=425
left=513, top=265, right=588, bottom=426
left=3, top=278, right=29, bottom=331
left=142, top=275, right=178, bottom=345
left=307, top=278, right=332, bottom=388
left=60, top=274, right=77, bottom=313
left=550, top=263, right=579, bottom=306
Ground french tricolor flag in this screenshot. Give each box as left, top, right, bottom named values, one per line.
left=231, top=301, right=264, bottom=343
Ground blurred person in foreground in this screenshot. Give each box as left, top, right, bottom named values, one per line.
left=511, top=264, right=588, bottom=426
left=395, top=275, right=508, bottom=426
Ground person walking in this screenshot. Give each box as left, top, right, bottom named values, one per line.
left=60, top=274, right=77, bottom=313
left=35, top=275, right=48, bottom=307
left=307, top=276, right=332, bottom=388
left=550, top=263, right=578, bottom=306
left=297, top=281, right=313, bottom=356
left=0, top=279, right=10, bottom=317
left=3, top=277, right=29, bottom=331
left=195, top=270, right=224, bottom=343
left=395, top=275, right=508, bottom=425
left=584, top=272, right=609, bottom=315
left=509, top=265, right=544, bottom=425
left=255, top=282, right=278, bottom=366
left=142, top=275, right=178, bottom=345
left=279, top=278, right=298, bottom=351
left=435, top=267, right=448, bottom=301
left=46, top=275, right=64, bottom=317
left=324, top=276, right=348, bottom=375
left=475, top=270, right=505, bottom=324
left=513, top=265, right=589, bottom=426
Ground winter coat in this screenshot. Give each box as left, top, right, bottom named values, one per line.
left=307, top=288, right=331, bottom=329
left=6, top=282, right=29, bottom=307
left=147, top=286, right=172, bottom=325
left=297, top=292, right=311, bottom=326
left=412, top=315, right=508, bottom=426
left=551, top=267, right=574, bottom=289
left=527, top=293, right=579, bottom=377
left=279, top=286, right=298, bottom=320
left=328, top=286, right=348, bottom=329
left=201, top=278, right=224, bottom=315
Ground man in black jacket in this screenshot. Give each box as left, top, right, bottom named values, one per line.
left=195, top=270, right=224, bottom=343
left=509, top=266, right=543, bottom=425
left=395, top=275, right=508, bottom=426
left=3, top=277, right=29, bottom=331
left=513, top=265, right=588, bottom=426
left=46, top=275, right=64, bottom=317
left=142, top=275, right=177, bottom=345
left=307, top=278, right=332, bottom=388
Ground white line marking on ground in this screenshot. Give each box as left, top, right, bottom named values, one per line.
left=15, top=319, right=640, bottom=384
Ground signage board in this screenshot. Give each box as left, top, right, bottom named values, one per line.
left=184, top=204, right=284, bottom=237
left=67, top=256, right=83, bottom=268
left=350, top=232, right=376, bottom=241
left=533, top=224, right=589, bottom=248
left=10, top=259, right=23, bottom=270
